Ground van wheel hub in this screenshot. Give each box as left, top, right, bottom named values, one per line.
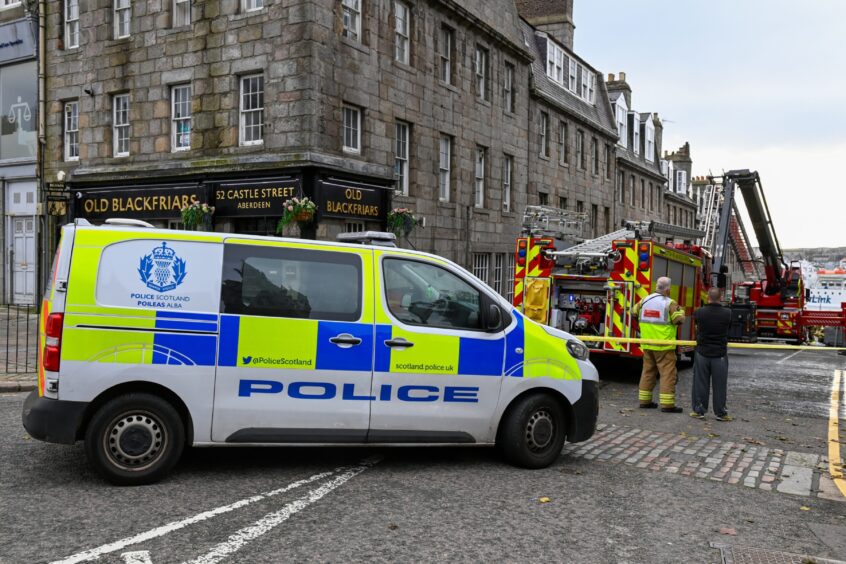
left=526, top=410, right=554, bottom=451
left=105, top=412, right=166, bottom=469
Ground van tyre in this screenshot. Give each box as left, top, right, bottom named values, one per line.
left=498, top=393, right=567, bottom=469
left=84, top=393, right=185, bottom=486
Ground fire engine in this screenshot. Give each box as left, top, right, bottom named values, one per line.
left=512, top=206, right=709, bottom=359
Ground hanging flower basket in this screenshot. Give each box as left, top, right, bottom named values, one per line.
left=277, top=196, right=318, bottom=235
left=387, top=207, right=420, bottom=237
left=180, top=197, right=215, bottom=231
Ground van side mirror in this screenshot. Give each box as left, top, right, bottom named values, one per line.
left=486, top=304, right=503, bottom=332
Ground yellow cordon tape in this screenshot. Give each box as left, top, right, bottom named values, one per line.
left=576, top=335, right=846, bottom=352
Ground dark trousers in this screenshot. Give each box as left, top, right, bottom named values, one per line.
left=692, top=353, right=728, bottom=416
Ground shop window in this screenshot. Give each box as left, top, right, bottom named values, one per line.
left=221, top=245, right=362, bottom=321
left=239, top=74, right=264, bottom=146
left=345, top=221, right=365, bottom=233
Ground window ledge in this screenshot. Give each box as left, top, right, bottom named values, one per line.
left=439, top=81, right=459, bottom=93
left=340, top=36, right=370, bottom=55
left=538, top=154, right=551, bottom=162
left=501, top=210, right=517, bottom=218
left=559, top=162, right=570, bottom=168
left=473, top=207, right=490, bottom=216
left=158, top=25, right=193, bottom=37
left=229, top=9, right=267, bottom=23
left=105, top=37, right=131, bottom=47
left=476, top=98, right=492, bottom=108
left=393, top=60, right=414, bottom=73
left=437, top=200, right=456, bottom=209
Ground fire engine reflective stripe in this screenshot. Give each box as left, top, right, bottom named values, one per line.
left=638, top=390, right=653, bottom=401
left=577, top=335, right=846, bottom=351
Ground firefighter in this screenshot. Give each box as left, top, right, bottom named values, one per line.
left=634, top=276, right=685, bottom=413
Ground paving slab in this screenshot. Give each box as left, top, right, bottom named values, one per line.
left=776, top=465, right=813, bottom=496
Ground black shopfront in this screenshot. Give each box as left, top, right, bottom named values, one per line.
left=70, top=171, right=393, bottom=237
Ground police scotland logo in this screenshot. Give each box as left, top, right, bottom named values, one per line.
left=138, top=242, right=187, bottom=293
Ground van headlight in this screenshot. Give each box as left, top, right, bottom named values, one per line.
left=566, top=339, right=589, bottom=361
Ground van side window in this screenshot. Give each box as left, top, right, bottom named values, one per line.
left=383, top=258, right=482, bottom=330
left=221, top=245, right=362, bottom=321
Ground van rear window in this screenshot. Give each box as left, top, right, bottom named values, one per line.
left=221, top=245, right=362, bottom=322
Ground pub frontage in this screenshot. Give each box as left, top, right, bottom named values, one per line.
left=69, top=169, right=393, bottom=239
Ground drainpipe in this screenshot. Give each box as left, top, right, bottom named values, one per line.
left=36, top=0, right=47, bottom=303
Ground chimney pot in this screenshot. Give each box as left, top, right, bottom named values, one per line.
left=619, top=71, right=626, bottom=82
left=608, top=73, right=615, bottom=81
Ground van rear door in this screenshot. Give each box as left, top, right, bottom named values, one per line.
left=38, top=224, right=75, bottom=398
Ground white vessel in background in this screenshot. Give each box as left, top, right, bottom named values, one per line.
left=806, top=259, right=846, bottom=311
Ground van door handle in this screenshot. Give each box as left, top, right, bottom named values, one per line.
left=329, top=334, right=362, bottom=348
left=384, top=338, right=414, bottom=349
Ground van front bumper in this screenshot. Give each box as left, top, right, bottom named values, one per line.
left=567, top=380, right=598, bottom=443
left=22, top=391, right=88, bottom=445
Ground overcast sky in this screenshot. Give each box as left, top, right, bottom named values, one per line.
left=573, top=0, right=846, bottom=248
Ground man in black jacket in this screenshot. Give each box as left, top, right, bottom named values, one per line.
left=691, top=287, right=733, bottom=421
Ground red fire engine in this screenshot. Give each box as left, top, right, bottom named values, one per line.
left=513, top=208, right=710, bottom=359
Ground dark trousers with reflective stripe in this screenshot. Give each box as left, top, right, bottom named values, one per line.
left=692, top=353, right=728, bottom=416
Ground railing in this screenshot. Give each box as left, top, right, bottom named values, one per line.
left=0, top=304, right=38, bottom=375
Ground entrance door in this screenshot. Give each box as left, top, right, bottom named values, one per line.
left=11, top=217, right=36, bottom=305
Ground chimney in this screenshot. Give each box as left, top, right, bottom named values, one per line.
left=607, top=73, right=615, bottom=82
left=605, top=70, right=632, bottom=108
left=514, top=0, right=576, bottom=50
left=618, top=71, right=626, bottom=82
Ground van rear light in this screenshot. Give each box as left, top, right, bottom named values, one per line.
left=43, top=313, right=64, bottom=372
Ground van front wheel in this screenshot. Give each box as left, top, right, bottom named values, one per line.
left=84, top=393, right=185, bottom=486
left=498, top=393, right=567, bottom=469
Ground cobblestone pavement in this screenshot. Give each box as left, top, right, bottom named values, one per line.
left=564, top=423, right=844, bottom=502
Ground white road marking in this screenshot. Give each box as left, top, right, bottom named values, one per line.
left=778, top=350, right=802, bottom=364
left=49, top=469, right=337, bottom=564
left=184, top=458, right=380, bottom=564
left=121, top=551, right=153, bottom=564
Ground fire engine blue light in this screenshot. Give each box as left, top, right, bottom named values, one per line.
left=639, top=253, right=649, bottom=261
left=518, top=249, right=526, bottom=257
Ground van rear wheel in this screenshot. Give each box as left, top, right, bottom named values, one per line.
left=84, top=393, right=185, bottom=486
left=498, top=393, right=567, bottom=469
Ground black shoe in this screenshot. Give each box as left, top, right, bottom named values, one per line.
left=661, top=406, right=683, bottom=413
left=639, top=402, right=658, bottom=409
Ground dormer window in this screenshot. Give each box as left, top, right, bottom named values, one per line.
left=645, top=118, right=655, bottom=162
left=614, top=98, right=628, bottom=149
left=545, top=38, right=595, bottom=104
left=631, top=112, right=640, bottom=156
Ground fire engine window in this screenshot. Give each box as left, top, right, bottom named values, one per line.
left=221, top=244, right=362, bottom=321
left=383, top=258, right=483, bottom=331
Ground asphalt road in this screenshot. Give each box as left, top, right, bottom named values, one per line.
left=1, top=348, right=845, bottom=564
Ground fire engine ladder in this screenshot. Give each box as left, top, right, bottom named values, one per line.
left=522, top=205, right=588, bottom=238
left=549, top=227, right=634, bottom=258
left=700, top=182, right=722, bottom=252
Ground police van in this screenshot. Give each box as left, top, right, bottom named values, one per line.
left=23, top=220, right=599, bottom=485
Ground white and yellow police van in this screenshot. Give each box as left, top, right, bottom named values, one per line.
left=23, top=220, right=599, bottom=485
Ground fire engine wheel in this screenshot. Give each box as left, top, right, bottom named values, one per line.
left=498, top=393, right=567, bottom=469
left=84, top=393, right=185, bottom=486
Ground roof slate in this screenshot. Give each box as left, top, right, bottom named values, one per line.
left=439, top=0, right=528, bottom=55
left=520, top=19, right=618, bottom=138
